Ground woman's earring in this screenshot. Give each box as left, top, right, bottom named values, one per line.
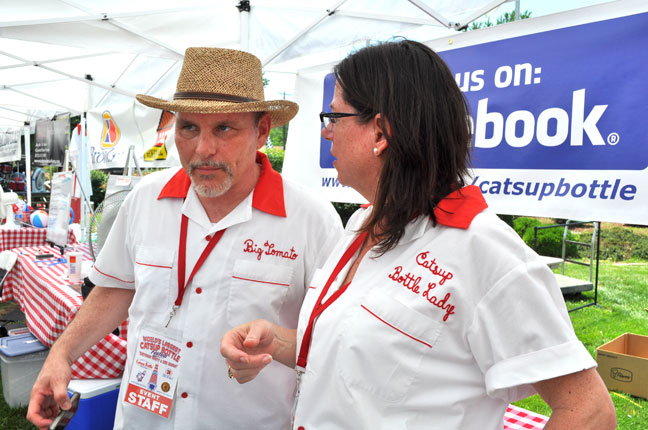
left=373, top=147, right=379, bottom=156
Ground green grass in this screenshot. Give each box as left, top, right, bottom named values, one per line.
left=0, top=378, right=31, bottom=429
left=0, top=301, right=33, bottom=429
left=2, top=261, right=648, bottom=428
left=514, top=260, right=648, bottom=428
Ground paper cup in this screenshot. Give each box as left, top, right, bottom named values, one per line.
left=67, top=252, right=83, bottom=283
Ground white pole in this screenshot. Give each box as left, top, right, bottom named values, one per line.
left=24, top=125, right=32, bottom=207
left=80, top=114, right=88, bottom=236
left=238, top=1, right=250, bottom=52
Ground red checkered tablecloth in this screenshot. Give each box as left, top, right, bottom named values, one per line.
left=0, top=244, right=127, bottom=379
left=504, top=404, right=548, bottom=429
left=0, top=227, right=78, bottom=251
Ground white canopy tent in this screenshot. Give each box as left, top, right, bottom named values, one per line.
left=0, top=0, right=524, bottom=129
left=0, top=0, right=620, bottom=214
left=0, top=0, right=526, bottom=212
left=0, top=0, right=501, bottom=213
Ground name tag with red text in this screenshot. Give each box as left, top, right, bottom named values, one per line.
left=125, top=328, right=183, bottom=418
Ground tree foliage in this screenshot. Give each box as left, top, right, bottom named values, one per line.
left=463, top=9, right=532, bottom=31
left=269, top=125, right=288, bottom=148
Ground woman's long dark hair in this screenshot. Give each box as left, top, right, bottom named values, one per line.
left=334, top=40, right=472, bottom=255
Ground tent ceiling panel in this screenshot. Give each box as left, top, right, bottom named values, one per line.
left=0, top=0, right=605, bottom=128
left=1, top=21, right=182, bottom=58
left=0, top=65, right=66, bottom=87
left=0, top=38, right=100, bottom=65
left=0, top=0, right=87, bottom=21
left=3, top=79, right=88, bottom=113
left=44, top=53, right=140, bottom=85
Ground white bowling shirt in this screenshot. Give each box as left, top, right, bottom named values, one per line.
left=90, top=152, right=343, bottom=430
left=293, top=186, right=595, bottom=429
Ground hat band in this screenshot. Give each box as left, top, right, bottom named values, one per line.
left=173, top=91, right=259, bottom=103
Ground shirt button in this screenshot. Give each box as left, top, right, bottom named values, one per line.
left=186, top=341, right=193, bottom=348
left=205, top=235, right=212, bottom=241
left=196, top=287, right=202, bottom=294
left=181, top=392, right=188, bottom=399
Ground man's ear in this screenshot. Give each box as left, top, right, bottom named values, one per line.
left=256, top=113, right=272, bottom=149
left=373, top=113, right=390, bottom=155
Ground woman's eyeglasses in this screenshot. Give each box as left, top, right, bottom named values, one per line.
left=319, top=112, right=360, bottom=129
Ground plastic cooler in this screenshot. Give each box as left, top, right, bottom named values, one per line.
left=0, top=332, right=49, bottom=407
left=7, top=327, right=31, bottom=336
left=66, top=377, right=122, bottom=430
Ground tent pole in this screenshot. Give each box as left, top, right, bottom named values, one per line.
left=407, top=0, right=452, bottom=27
left=24, top=124, right=31, bottom=207
left=80, top=113, right=90, bottom=234
left=0, top=105, right=46, bottom=120
left=262, top=0, right=349, bottom=67
left=0, top=51, right=136, bottom=99
left=452, top=0, right=508, bottom=30
left=5, top=87, right=80, bottom=115
left=143, top=60, right=181, bottom=97
left=0, top=5, right=217, bottom=29
left=0, top=51, right=117, bottom=72
left=237, top=1, right=251, bottom=52
left=94, top=55, right=140, bottom=107
left=55, top=0, right=183, bottom=57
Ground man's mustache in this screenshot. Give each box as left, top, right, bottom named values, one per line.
left=189, top=161, right=232, bottom=176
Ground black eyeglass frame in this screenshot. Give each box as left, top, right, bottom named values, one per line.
left=319, top=111, right=361, bottom=127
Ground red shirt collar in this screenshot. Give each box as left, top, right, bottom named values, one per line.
left=434, top=185, right=487, bottom=229
left=361, top=185, right=487, bottom=229
left=157, top=151, right=286, bottom=217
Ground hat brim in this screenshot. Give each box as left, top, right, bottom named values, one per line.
left=136, top=94, right=298, bottom=128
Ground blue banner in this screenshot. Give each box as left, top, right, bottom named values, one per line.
left=439, top=12, right=648, bottom=171
left=307, top=9, right=647, bottom=222
left=320, top=73, right=337, bottom=169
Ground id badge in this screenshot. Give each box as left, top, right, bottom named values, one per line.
left=124, top=327, right=184, bottom=419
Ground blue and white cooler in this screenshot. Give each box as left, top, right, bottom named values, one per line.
left=66, top=377, right=122, bottom=430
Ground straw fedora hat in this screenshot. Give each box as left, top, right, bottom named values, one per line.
left=136, top=47, right=298, bottom=128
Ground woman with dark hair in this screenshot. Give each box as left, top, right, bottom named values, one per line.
left=221, top=40, right=615, bottom=429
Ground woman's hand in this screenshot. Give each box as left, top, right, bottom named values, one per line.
left=220, top=319, right=297, bottom=383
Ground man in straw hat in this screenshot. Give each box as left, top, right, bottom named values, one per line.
left=28, top=47, right=342, bottom=429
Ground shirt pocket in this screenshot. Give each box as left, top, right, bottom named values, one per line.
left=227, top=260, right=294, bottom=327
left=337, top=290, right=443, bottom=403
left=130, top=245, right=175, bottom=319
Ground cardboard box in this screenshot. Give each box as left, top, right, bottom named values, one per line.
left=0, top=332, right=49, bottom=407
left=66, top=378, right=122, bottom=430
left=596, top=333, right=648, bottom=399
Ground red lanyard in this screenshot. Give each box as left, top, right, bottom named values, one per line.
left=166, top=214, right=226, bottom=327
left=296, top=231, right=368, bottom=370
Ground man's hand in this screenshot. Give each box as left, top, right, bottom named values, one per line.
left=220, top=319, right=296, bottom=384
left=26, top=286, right=134, bottom=428
left=26, top=354, right=73, bottom=430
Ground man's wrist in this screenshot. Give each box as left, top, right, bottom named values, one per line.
left=49, top=339, right=76, bottom=367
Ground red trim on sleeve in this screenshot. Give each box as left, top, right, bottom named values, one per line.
left=433, top=185, right=488, bottom=229
left=93, top=265, right=135, bottom=284
left=157, top=152, right=286, bottom=217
